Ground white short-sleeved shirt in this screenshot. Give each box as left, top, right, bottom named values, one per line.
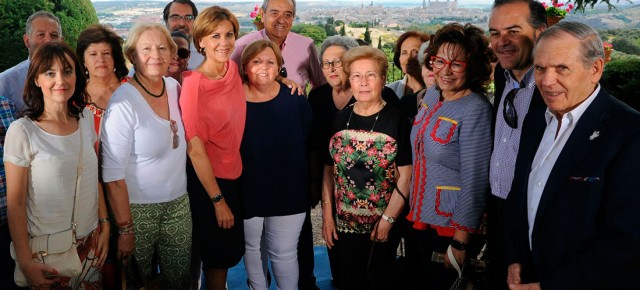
left=4, top=108, right=99, bottom=238
left=101, top=77, right=187, bottom=204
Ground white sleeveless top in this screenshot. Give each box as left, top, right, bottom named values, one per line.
left=4, top=108, right=99, bottom=238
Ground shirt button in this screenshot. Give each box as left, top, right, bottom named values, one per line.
left=502, top=138, right=507, bottom=143
left=537, top=181, right=542, bottom=187
left=495, top=162, right=500, bottom=166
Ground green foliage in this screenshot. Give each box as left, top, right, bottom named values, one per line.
left=363, top=24, right=371, bottom=45
left=334, top=20, right=345, bottom=27
left=381, top=47, right=402, bottom=83
left=339, top=24, right=346, bottom=36
left=611, top=38, right=640, bottom=55
left=291, top=23, right=327, bottom=46
left=377, top=36, right=382, bottom=50
left=324, top=23, right=337, bottom=37
left=349, top=22, right=370, bottom=28
left=55, top=0, right=99, bottom=52
left=602, top=57, right=640, bottom=111
left=0, top=0, right=98, bottom=71
left=571, top=0, right=617, bottom=12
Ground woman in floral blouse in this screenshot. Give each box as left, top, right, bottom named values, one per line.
left=321, top=46, right=412, bottom=290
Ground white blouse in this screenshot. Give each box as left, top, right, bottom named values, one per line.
left=4, top=108, right=99, bottom=238
left=101, top=77, right=187, bottom=204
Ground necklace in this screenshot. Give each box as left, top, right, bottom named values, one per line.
left=346, top=101, right=386, bottom=132
left=134, top=73, right=165, bottom=98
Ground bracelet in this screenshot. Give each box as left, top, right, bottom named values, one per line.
left=99, top=218, right=110, bottom=223
left=18, top=261, right=32, bottom=270
left=118, top=227, right=135, bottom=235
left=116, top=219, right=133, bottom=228
left=119, top=230, right=135, bottom=235
left=322, top=200, right=332, bottom=206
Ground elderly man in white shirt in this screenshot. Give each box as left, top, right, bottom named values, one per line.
left=0, top=11, right=62, bottom=111
left=505, top=21, right=640, bottom=290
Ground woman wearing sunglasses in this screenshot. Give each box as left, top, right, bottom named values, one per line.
left=406, top=23, right=494, bottom=289
left=167, top=31, right=191, bottom=84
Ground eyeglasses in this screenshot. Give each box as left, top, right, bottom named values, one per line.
left=279, top=66, right=288, bottom=78
left=177, top=48, right=190, bottom=59
left=430, top=56, right=467, bottom=73
left=168, top=15, right=195, bottom=22
left=321, top=59, right=343, bottom=70
left=170, top=120, right=180, bottom=149
left=349, top=72, right=380, bottom=83
left=503, top=88, right=520, bottom=129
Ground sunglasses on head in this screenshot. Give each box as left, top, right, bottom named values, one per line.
left=177, top=48, right=190, bottom=59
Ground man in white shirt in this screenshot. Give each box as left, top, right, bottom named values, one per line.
left=505, top=21, right=640, bottom=290
left=0, top=11, right=62, bottom=111
left=163, top=0, right=203, bottom=70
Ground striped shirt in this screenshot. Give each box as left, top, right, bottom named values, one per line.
left=489, top=68, right=536, bottom=199
left=408, top=87, right=492, bottom=232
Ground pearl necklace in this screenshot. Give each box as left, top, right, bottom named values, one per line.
left=346, top=101, right=386, bottom=132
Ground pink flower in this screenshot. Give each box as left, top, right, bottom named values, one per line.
left=555, top=2, right=564, bottom=7
left=250, top=11, right=257, bottom=18
left=254, top=4, right=260, bottom=11
left=541, top=2, right=548, bottom=8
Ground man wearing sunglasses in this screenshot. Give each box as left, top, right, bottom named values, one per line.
left=230, top=0, right=326, bottom=95
left=486, top=0, right=548, bottom=289
left=163, top=0, right=203, bottom=69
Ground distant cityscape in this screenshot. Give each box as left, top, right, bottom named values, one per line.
left=94, top=0, right=493, bottom=39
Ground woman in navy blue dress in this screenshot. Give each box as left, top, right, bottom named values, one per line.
left=239, top=40, right=312, bottom=290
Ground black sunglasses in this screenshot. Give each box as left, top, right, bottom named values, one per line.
left=503, top=88, right=520, bottom=129
left=177, top=48, right=191, bottom=59
left=279, top=66, right=287, bottom=78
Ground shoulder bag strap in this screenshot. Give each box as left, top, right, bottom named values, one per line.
left=70, top=120, right=83, bottom=234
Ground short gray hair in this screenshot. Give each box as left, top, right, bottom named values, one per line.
left=262, top=0, right=297, bottom=16
left=417, top=41, right=430, bottom=65
left=319, top=36, right=359, bottom=62
left=25, top=11, right=61, bottom=37
left=535, top=21, right=603, bottom=68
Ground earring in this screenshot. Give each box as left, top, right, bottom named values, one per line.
left=113, top=68, right=116, bottom=72
left=85, top=70, right=89, bottom=75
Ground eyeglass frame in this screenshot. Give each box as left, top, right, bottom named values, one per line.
left=349, top=72, right=382, bottom=83
left=430, top=55, right=467, bottom=73
left=321, top=59, right=343, bottom=70
left=502, top=88, right=520, bottom=129
left=168, top=15, right=195, bottom=22
left=177, top=48, right=191, bottom=60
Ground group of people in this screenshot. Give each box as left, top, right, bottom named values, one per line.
left=1, top=0, right=639, bottom=290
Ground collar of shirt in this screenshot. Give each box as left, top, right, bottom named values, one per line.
left=504, top=66, right=536, bottom=91
left=544, top=84, right=601, bottom=126
left=260, top=29, right=289, bottom=52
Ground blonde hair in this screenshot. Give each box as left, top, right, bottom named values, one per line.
left=192, top=6, right=239, bottom=53
left=124, top=22, right=177, bottom=64
left=342, top=46, right=388, bottom=86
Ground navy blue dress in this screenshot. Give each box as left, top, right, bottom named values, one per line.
left=241, top=82, right=313, bottom=218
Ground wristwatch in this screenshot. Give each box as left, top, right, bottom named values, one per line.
left=450, top=239, right=467, bottom=251
left=211, top=193, right=224, bottom=203
left=381, top=214, right=395, bottom=224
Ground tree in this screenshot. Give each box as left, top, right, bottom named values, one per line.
left=291, top=23, right=327, bottom=45
left=324, top=23, right=337, bottom=37
left=0, top=0, right=98, bottom=71
left=363, top=24, right=371, bottom=45
left=339, top=23, right=346, bottom=36
left=611, top=38, right=640, bottom=56
left=377, top=36, right=382, bottom=50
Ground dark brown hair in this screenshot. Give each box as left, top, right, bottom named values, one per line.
left=76, top=24, right=129, bottom=80
left=425, top=23, right=494, bottom=95
left=393, top=31, right=430, bottom=69
left=23, top=42, right=87, bottom=121
left=240, top=40, right=284, bottom=83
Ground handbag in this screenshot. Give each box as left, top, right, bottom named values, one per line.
left=449, top=241, right=489, bottom=290
left=9, top=121, right=85, bottom=286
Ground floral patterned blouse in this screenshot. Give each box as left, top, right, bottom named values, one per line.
left=326, top=104, right=411, bottom=234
